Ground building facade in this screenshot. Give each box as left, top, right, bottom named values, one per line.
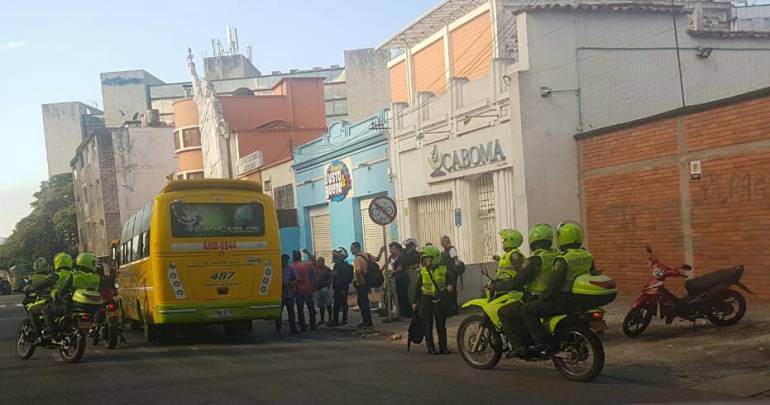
left=172, top=77, right=328, bottom=180
left=41, top=102, right=103, bottom=177
left=578, top=87, right=770, bottom=302
left=71, top=125, right=176, bottom=257
left=380, top=0, right=770, bottom=265
left=294, top=112, right=397, bottom=262
left=260, top=158, right=300, bottom=256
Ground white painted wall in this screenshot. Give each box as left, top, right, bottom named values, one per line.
left=42, top=102, right=99, bottom=176
left=100, top=70, right=163, bottom=128
left=260, top=160, right=296, bottom=203
left=111, top=127, right=177, bottom=222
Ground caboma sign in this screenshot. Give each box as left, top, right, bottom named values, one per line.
left=428, top=139, right=507, bottom=178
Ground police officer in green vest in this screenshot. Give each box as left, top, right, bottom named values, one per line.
left=74, top=252, right=102, bottom=290
left=412, top=245, right=454, bottom=355
left=521, top=222, right=595, bottom=354
left=24, top=253, right=75, bottom=339
left=494, top=229, right=525, bottom=285
left=492, top=224, right=560, bottom=356
left=29, top=257, right=50, bottom=286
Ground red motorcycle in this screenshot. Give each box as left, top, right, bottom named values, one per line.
left=90, top=284, right=125, bottom=349
left=622, top=245, right=751, bottom=338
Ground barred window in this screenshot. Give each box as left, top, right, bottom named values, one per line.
left=273, top=184, right=295, bottom=210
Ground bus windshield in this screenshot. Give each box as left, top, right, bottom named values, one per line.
left=170, top=202, right=265, bottom=238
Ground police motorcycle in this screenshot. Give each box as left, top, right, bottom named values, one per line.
left=456, top=268, right=617, bottom=382
left=17, top=280, right=104, bottom=363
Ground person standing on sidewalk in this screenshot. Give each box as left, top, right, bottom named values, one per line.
left=440, top=236, right=463, bottom=316
left=387, top=242, right=412, bottom=320
left=275, top=254, right=299, bottom=336
left=413, top=245, right=454, bottom=355
left=329, top=248, right=353, bottom=326
left=313, top=257, right=333, bottom=325
left=292, top=250, right=317, bottom=331
left=350, top=242, right=385, bottom=329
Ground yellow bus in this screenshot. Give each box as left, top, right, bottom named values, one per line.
left=115, top=179, right=282, bottom=341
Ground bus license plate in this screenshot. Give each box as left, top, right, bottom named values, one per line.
left=214, top=309, right=233, bottom=318
left=591, top=320, right=608, bottom=333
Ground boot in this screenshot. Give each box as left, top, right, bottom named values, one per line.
left=426, top=341, right=438, bottom=355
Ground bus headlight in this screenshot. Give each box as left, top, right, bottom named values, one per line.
left=167, top=262, right=186, bottom=299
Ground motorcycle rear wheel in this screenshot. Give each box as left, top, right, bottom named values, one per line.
left=59, top=326, right=86, bottom=363
left=457, top=314, right=502, bottom=370
left=707, top=289, right=746, bottom=327
left=16, top=319, right=35, bottom=360
left=622, top=305, right=653, bottom=338
left=552, top=325, right=605, bottom=382
left=107, top=319, right=119, bottom=349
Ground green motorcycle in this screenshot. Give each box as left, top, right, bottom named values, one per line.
left=17, top=288, right=104, bottom=363
left=457, top=269, right=616, bottom=382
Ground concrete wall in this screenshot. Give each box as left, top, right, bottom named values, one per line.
left=203, top=55, right=260, bottom=81
left=513, top=9, right=770, bottom=236
left=734, top=5, right=770, bottom=31
left=111, top=127, right=176, bottom=222
left=344, top=48, right=391, bottom=123
left=260, top=159, right=296, bottom=202
left=101, top=70, right=164, bottom=127
left=279, top=227, right=300, bottom=257
left=42, top=102, right=101, bottom=177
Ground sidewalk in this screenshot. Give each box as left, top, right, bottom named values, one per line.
left=323, top=294, right=770, bottom=397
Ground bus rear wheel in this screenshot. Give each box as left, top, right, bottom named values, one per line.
left=224, top=320, right=253, bottom=337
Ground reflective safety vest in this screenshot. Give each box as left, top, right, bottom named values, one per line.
left=497, top=249, right=521, bottom=281
left=420, top=265, right=448, bottom=296
left=72, top=270, right=100, bottom=290
left=50, top=270, right=73, bottom=298
left=560, top=248, right=594, bottom=293
left=528, top=248, right=562, bottom=295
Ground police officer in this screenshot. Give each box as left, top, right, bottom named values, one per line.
left=412, top=245, right=454, bottom=355
left=494, top=229, right=525, bottom=285
left=29, top=257, right=50, bottom=286
left=492, top=224, right=560, bottom=356
left=24, top=253, right=74, bottom=339
left=74, top=252, right=102, bottom=289
left=522, top=222, right=595, bottom=354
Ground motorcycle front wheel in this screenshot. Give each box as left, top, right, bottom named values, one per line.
left=59, top=326, right=86, bottom=363
left=457, top=314, right=502, bottom=370
left=707, top=289, right=746, bottom=327
left=622, top=305, right=653, bottom=338
left=16, top=319, right=35, bottom=359
left=552, top=325, right=605, bottom=382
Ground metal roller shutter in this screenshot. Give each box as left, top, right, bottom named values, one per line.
left=360, top=197, right=392, bottom=266
left=414, top=192, right=453, bottom=248
left=309, top=206, right=333, bottom=261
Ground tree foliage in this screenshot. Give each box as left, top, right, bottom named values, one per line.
left=0, top=173, right=78, bottom=266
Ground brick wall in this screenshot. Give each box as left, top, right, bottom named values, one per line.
left=580, top=90, right=770, bottom=301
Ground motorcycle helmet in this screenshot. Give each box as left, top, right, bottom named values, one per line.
left=556, top=222, right=584, bottom=249
left=419, top=245, right=441, bottom=266
left=32, top=257, right=48, bottom=274
left=498, top=229, right=523, bottom=250
left=403, top=238, right=417, bottom=250
left=528, top=224, right=554, bottom=249
left=75, top=252, right=98, bottom=273
left=334, top=247, right=349, bottom=261
left=53, top=253, right=73, bottom=271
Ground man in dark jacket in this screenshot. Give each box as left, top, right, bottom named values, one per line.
left=329, top=248, right=353, bottom=326
left=440, top=236, right=462, bottom=316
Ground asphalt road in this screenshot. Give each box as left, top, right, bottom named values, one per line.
left=0, top=294, right=736, bottom=405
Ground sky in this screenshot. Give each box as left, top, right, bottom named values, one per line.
left=0, top=0, right=437, bottom=237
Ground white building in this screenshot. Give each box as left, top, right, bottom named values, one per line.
left=380, top=0, right=770, bottom=265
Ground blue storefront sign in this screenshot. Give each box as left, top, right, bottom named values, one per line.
left=293, top=111, right=397, bottom=259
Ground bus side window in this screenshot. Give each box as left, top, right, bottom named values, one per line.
left=143, top=231, right=150, bottom=258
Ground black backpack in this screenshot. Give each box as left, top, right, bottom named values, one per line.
left=360, top=255, right=384, bottom=288
left=407, top=313, right=425, bottom=351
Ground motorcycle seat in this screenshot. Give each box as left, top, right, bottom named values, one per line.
left=685, top=266, right=743, bottom=297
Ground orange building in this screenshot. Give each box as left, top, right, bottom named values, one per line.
left=172, top=77, right=327, bottom=181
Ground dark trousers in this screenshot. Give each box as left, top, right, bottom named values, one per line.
left=522, top=296, right=569, bottom=343
left=419, top=295, right=447, bottom=351
left=275, top=297, right=297, bottom=334
left=395, top=274, right=412, bottom=318
left=356, top=285, right=373, bottom=326
left=332, top=286, right=349, bottom=324
left=499, top=301, right=530, bottom=347
left=295, top=293, right=316, bottom=329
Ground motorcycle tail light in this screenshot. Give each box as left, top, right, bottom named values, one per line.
left=591, top=311, right=604, bottom=320
left=589, top=280, right=616, bottom=289
left=106, top=303, right=117, bottom=312
left=80, top=314, right=91, bottom=321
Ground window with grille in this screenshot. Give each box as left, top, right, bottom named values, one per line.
left=182, top=127, right=201, bottom=148
left=273, top=184, right=295, bottom=210
left=477, top=174, right=496, bottom=262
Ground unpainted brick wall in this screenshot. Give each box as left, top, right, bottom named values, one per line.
left=580, top=93, right=770, bottom=301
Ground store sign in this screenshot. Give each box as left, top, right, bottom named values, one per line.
left=238, top=150, right=264, bottom=176
left=324, top=158, right=353, bottom=202
left=427, top=139, right=507, bottom=178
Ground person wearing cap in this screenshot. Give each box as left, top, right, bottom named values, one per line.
left=329, top=247, right=354, bottom=326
